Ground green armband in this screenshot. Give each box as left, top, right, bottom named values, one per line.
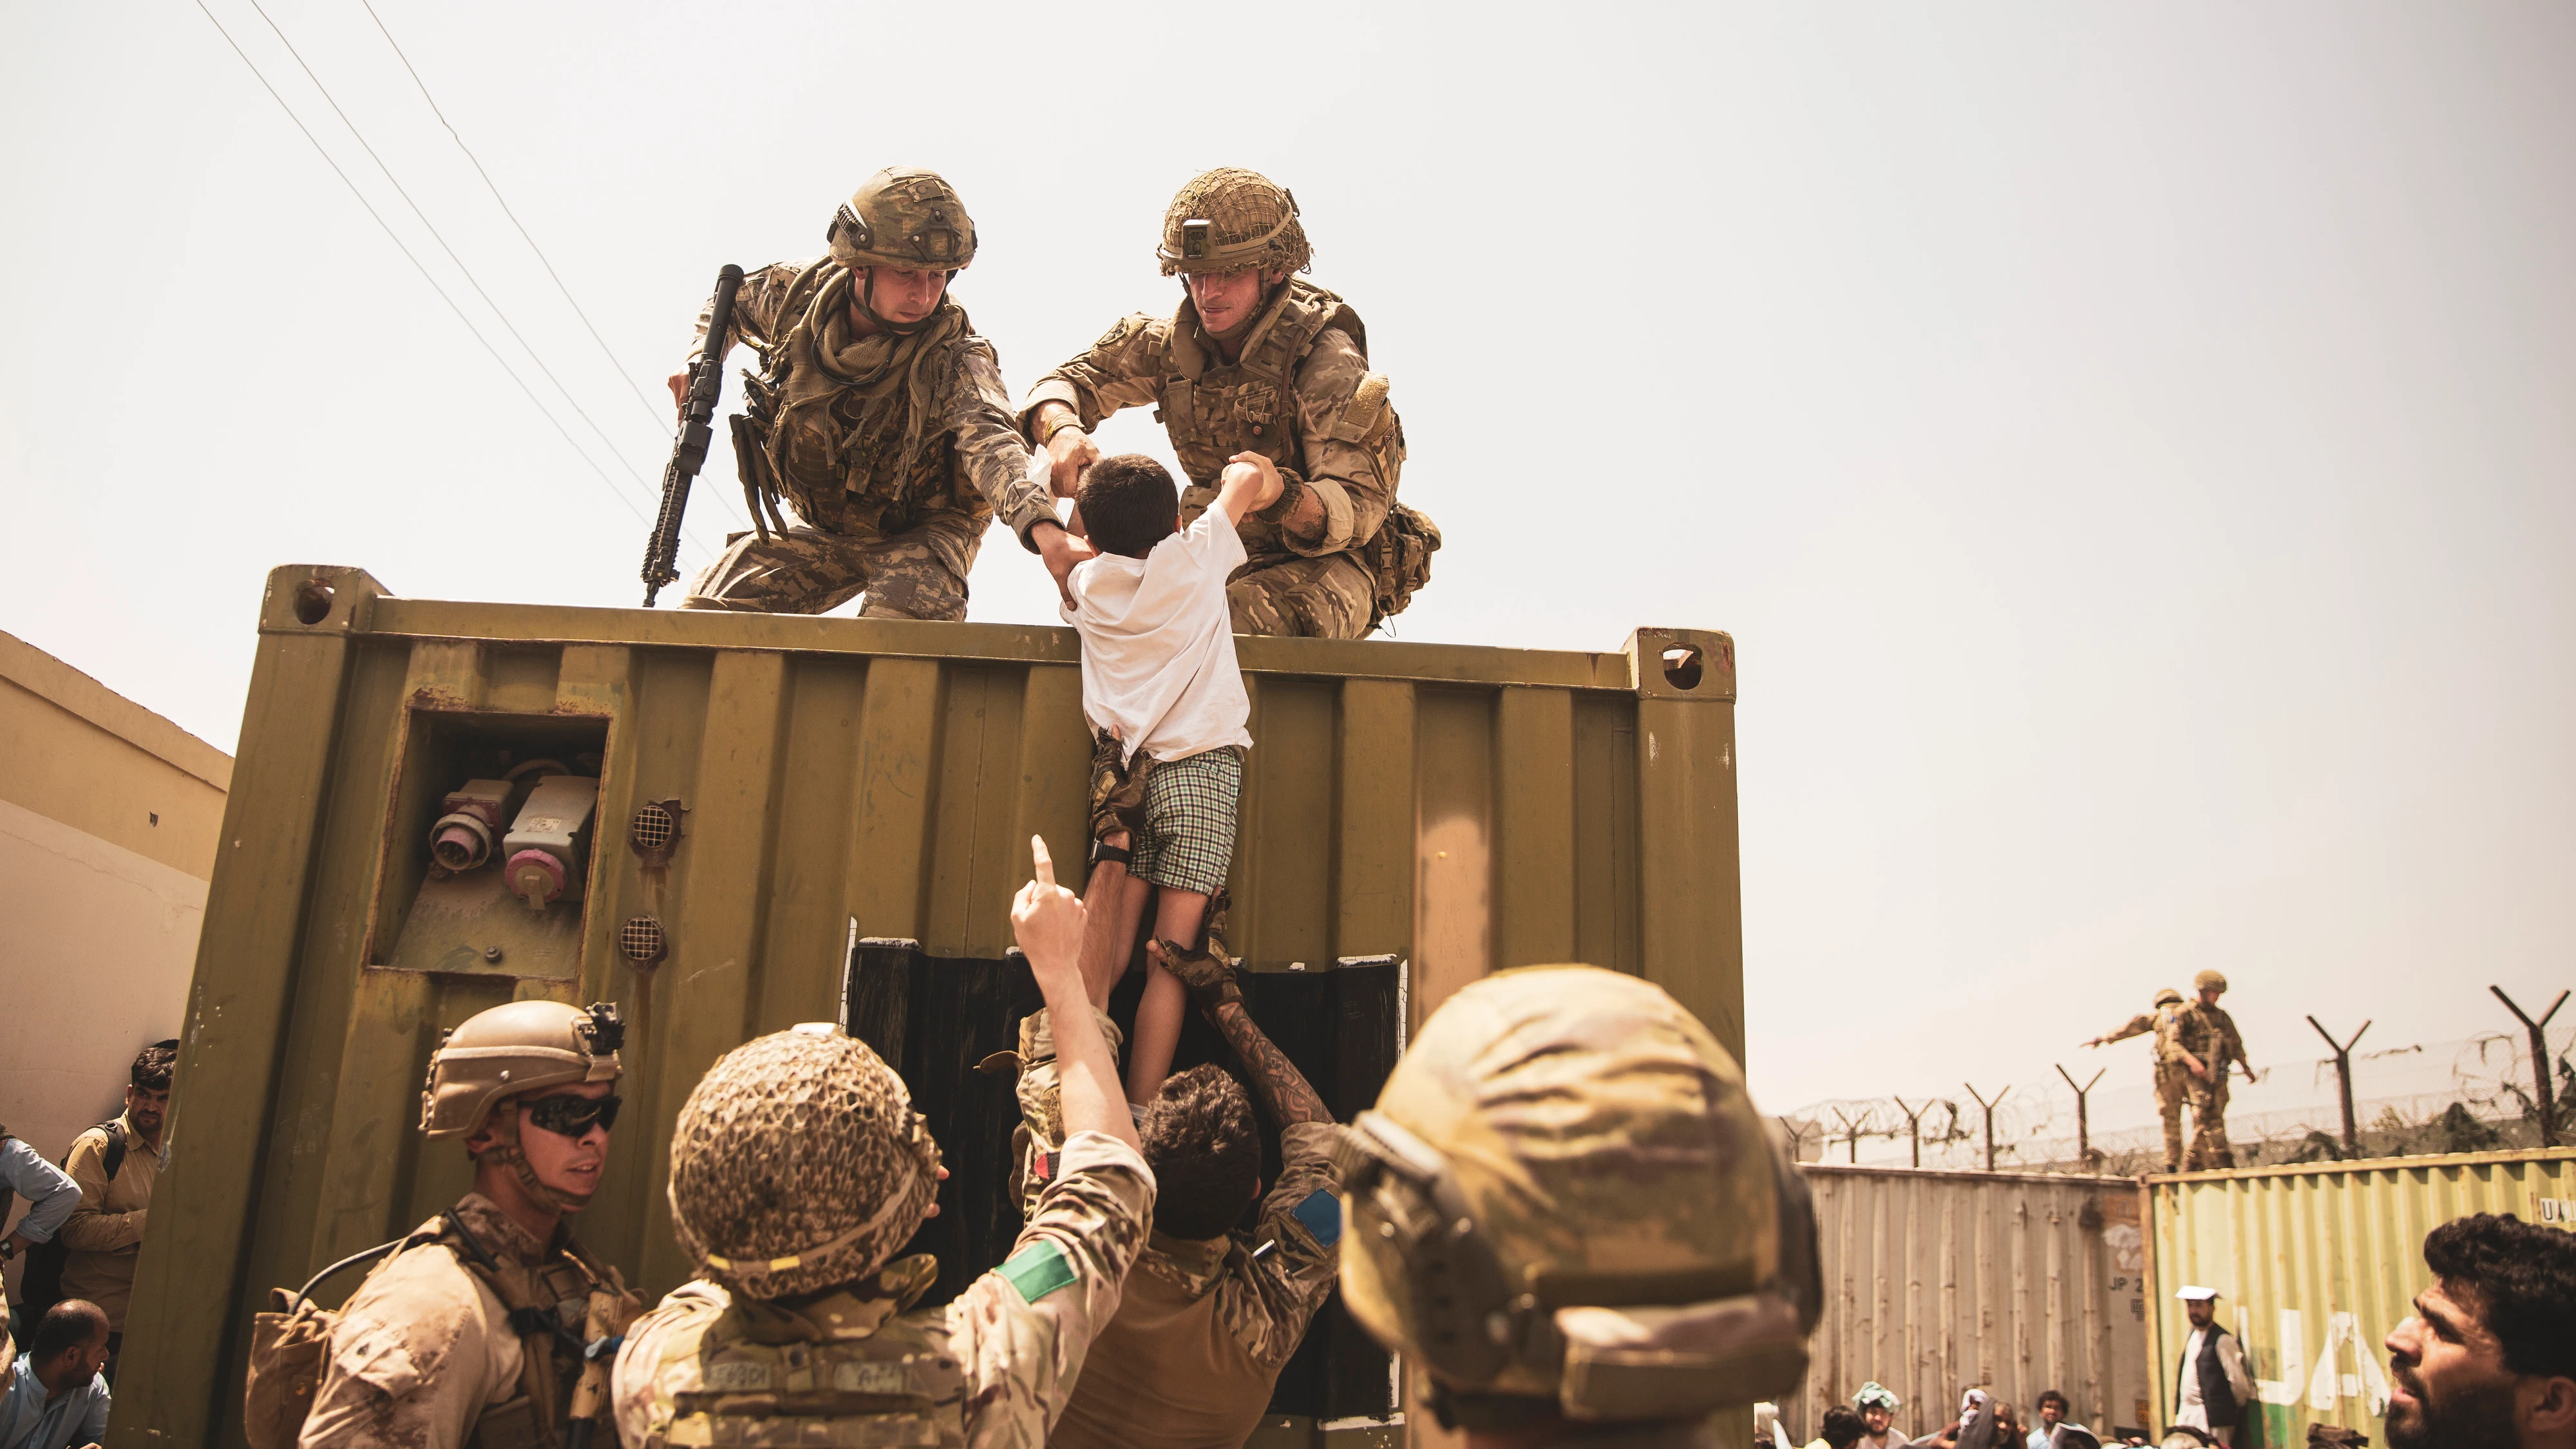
left=1000, top=1240, right=1077, bottom=1303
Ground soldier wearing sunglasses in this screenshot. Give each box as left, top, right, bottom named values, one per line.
left=292, top=1001, right=641, bottom=1449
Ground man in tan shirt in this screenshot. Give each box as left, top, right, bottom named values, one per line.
left=1043, top=946, right=1344, bottom=1449
left=58, top=1040, right=174, bottom=1371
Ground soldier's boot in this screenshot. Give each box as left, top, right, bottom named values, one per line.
left=975, top=1005, right=1127, bottom=1220
left=2160, top=1102, right=2186, bottom=1174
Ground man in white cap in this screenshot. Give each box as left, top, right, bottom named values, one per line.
left=2172, top=1287, right=2253, bottom=1444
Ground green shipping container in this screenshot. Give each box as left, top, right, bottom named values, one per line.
left=111, top=564, right=1745, bottom=1449
left=2143, top=1148, right=2576, bottom=1449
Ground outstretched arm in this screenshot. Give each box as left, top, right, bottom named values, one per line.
left=1012, top=837, right=1141, bottom=1151
left=1209, top=999, right=1329, bottom=1127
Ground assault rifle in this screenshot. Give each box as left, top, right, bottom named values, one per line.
left=641, top=263, right=744, bottom=607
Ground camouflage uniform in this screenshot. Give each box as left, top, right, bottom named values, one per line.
left=1023, top=169, right=1426, bottom=639
left=1337, top=965, right=1820, bottom=1445
left=1009, top=1007, right=1344, bottom=1449
left=611, top=1027, right=1154, bottom=1449
left=296, top=1002, right=638, bottom=1449
left=2096, top=990, right=2192, bottom=1171
left=298, top=1195, right=629, bottom=1449
left=681, top=170, right=1054, bottom=620
left=2175, top=1001, right=2248, bottom=1170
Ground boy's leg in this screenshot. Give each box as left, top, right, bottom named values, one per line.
left=1122, top=886, right=1213, bottom=1106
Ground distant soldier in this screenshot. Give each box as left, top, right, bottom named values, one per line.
left=2086, top=987, right=2192, bottom=1171
left=1022, top=168, right=1437, bottom=638
left=1334, top=965, right=1820, bottom=1446
left=612, top=837, right=1151, bottom=1449
left=669, top=168, right=1056, bottom=620
left=298, top=1002, right=639, bottom=1449
left=2174, top=971, right=2254, bottom=1171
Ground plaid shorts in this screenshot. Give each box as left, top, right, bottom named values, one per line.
left=1132, top=748, right=1242, bottom=896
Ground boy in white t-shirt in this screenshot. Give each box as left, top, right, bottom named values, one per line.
left=1059, top=448, right=1282, bottom=1108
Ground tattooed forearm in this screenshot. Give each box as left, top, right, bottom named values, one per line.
left=1210, top=999, right=1331, bottom=1126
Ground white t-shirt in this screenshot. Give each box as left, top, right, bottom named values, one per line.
left=1063, top=509, right=1255, bottom=764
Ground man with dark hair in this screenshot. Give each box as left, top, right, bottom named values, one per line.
left=55, top=1040, right=175, bottom=1369
left=2383, top=1212, right=2576, bottom=1449
left=2032, top=1390, right=2072, bottom=1449
left=1046, top=951, right=1345, bottom=1449
left=1810, top=1406, right=1869, bottom=1449
left=0, top=1300, right=111, bottom=1449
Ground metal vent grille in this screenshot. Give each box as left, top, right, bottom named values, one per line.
left=631, top=802, right=677, bottom=853
left=619, top=916, right=668, bottom=965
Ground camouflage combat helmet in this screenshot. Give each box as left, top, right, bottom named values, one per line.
left=420, top=1000, right=623, bottom=1139
left=2194, top=970, right=2229, bottom=993
left=1157, top=167, right=1312, bottom=278
left=1336, top=965, right=1820, bottom=1428
left=2155, top=987, right=2185, bottom=1006
left=667, top=1025, right=942, bottom=1300
left=828, top=167, right=977, bottom=273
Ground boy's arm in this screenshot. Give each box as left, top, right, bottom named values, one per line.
left=1213, top=451, right=1287, bottom=528
left=1011, top=837, right=1141, bottom=1151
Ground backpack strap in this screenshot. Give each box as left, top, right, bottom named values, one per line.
left=100, top=1121, right=127, bottom=1182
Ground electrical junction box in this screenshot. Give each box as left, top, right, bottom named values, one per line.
left=504, top=775, right=598, bottom=909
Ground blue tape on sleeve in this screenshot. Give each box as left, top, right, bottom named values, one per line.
left=1290, top=1188, right=1342, bottom=1247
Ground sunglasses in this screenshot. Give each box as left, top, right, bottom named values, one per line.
left=523, top=1093, right=621, bottom=1137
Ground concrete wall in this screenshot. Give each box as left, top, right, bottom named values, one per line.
left=0, top=629, right=230, bottom=1303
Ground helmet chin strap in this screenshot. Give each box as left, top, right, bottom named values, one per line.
left=481, top=1104, right=596, bottom=1213
left=853, top=267, right=939, bottom=336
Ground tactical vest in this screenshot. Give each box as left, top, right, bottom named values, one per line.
left=657, top=1274, right=968, bottom=1449
left=1155, top=278, right=1401, bottom=500
left=2152, top=1002, right=2187, bottom=1066
left=737, top=261, right=993, bottom=541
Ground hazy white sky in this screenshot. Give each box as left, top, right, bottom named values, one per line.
left=4, top=2, right=2568, bottom=1117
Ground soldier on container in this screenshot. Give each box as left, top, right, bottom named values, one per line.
left=1039, top=941, right=1346, bottom=1449
left=669, top=168, right=1057, bottom=620
left=298, top=1001, right=640, bottom=1449
left=1021, top=168, right=1438, bottom=638
left=2174, top=972, right=2255, bottom=1171
left=2085, top=988, right=2192, bottom=1171
left=2383, top=1212, right=2576, bottom=1449
left=1334, top=965, right=1821, bottom=1447
left=611, top=837, right=1152, bottom=1449
left=2168, top=1287, right=2251, bottom=1444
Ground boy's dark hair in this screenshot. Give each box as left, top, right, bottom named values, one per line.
left=2037, top=1390, right=2068, bottom=1414
left=33, top=1298, right=109, bottom=1362
left=1821, top=1407, right=1868, bottom=1449
left=2421, top=1212, right=2576, bottom=1378
left=1077, top=453, right=1180, bottom=560
left=131, top=1038, right=178, bottom=1092
left=1139, top=1064, right=1260, bottom=1240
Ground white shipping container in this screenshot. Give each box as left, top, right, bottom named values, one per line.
left=1786, top=1165, right=2155, bottom=1443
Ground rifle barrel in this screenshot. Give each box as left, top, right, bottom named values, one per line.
left=643, top=263, right=746, bottom=606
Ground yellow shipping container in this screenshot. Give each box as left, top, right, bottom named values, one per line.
left=111, top=564, right=1745, bottom=1449
left=2144, top=1148, right=2576, bottom=1448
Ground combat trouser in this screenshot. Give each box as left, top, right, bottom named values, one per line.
left=2186, top=1072, right=2234, bottom=1170
left=2154, top=1063, right=2189, bottom=1173
left=1227, top=553, right=1373, bottom=639
left=682, top=517, right=980, bottom=620
left=978, top=1005, right=1126, bottom=1220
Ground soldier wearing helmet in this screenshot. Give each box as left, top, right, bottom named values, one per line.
left=296, top=1001, right=639, bottom=1449
left=1021, top=167, right=1438, bottom=639
left=611, top=836, right=1152, bottom=1449
left=668, top=167, right=1057, bottom=620
left=2175, top=971, right=2254, bottom=1170
left=2085, top=987, right=2195, bottom=1171
left=1334, top=965, right=1821, bottom=1446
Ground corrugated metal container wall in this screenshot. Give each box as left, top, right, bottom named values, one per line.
left=110, top=565, right=1744, bottom=1449
left=2143, top=1148, right=2576, bottom=1448
left=1786, top=1166, right=2153, bottom=1444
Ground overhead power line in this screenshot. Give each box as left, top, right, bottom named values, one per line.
left=355, top=0, right=676, bottom=439
left=190, top=0, right=712, bottom=567
left=236, top=0, right=745, bottom=536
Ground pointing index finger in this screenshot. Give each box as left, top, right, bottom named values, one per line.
left=1030, top=835, right=1054, bottom=889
